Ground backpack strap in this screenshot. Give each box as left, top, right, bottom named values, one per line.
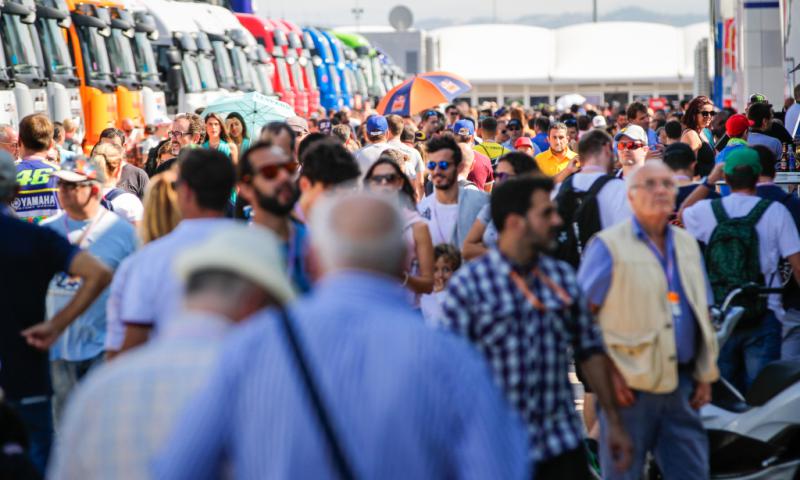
left=586, top=175, right=615, bottom=196
left=743, top=198, right=772, bottom=226
left=556, top=173, right=576, bottom=198
left=710, top=198, right=729, bottom=223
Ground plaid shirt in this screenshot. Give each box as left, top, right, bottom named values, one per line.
left=439, top=248, right=605, bottom=461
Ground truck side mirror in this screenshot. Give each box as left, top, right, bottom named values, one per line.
left=166, top=48, right=181, bottom=66
left=167, top=65, right=181, bottom=93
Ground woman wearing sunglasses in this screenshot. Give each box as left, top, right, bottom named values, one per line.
left=461, top=152, right=541, bottom=260
left=680, top=96, right=717, bottom=177
left=203, top=113, right=239, bottom=166
left=363, top=153, right=434, bottom=297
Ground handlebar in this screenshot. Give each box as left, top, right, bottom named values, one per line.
left=718, top=283, right=784, bottom=313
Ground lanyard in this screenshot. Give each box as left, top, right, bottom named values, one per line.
left=509, top=267, right=572, bottom=311
left=63, top=209, right=106, bottom=248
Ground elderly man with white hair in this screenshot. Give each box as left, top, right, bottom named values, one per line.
left=48, top=224, right=293, bottom=479
left=577, top=161, right=719, bottom=480
left=155, top=191, right=530, bottom=479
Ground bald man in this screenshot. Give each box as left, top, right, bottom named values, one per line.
left=156, top=192, right=530, bottom=479
left=578, top=162, right=719, bottom=480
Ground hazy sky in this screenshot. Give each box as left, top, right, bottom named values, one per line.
left=254, top=0, right=703, bottom=27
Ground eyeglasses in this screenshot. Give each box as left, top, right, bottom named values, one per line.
left=617, top=141, right=644, bottom=151
left=427, top=161, right=452, bottom=170
left=631, top=178, right=676, bottom=191
left=168, top=130, right=192, bottom=138
left=368, top=173, right=400, bottom=185
left=255, top=161, right=300, bottom=180
left=699, top=111, right=717, bottom=118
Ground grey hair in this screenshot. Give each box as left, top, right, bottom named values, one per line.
left=0, top=124, right=14, bottom=143
left=310, top=191, right=406, bottom=276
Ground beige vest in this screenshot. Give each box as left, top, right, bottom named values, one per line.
left=596, top=221, right=719, bottom=393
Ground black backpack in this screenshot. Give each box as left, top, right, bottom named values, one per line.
left=554, top=174, right=615, bottom=268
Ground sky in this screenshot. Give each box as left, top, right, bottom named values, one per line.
left=253, top=0, right=703, bottom=27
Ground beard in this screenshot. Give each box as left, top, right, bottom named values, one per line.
left=433, top=169, right=457, bottom=191
left=255, top=183, right=299, bottom=216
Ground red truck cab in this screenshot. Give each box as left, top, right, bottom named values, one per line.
left=235, top=13, right=296, bottom=112
left=278, top=19, right=319, bottom=117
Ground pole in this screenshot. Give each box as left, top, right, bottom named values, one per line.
left=592, top=0, right=597, bottom=22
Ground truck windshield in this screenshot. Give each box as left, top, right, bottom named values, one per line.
left=76, top=24, right=114, bottom=83
left=329, top=64, right=340, bottom=94
left=303, top=60, right=316, bottom=90
left=2, top=14, right=42, bottom=77
left=230, top=46, right=254, bottom=91
left=288, top=57, right=304, bottom=92
left=133, top=32, right=159, bottom=83
left=107, top=29, right=138, bottom=81
left=195, top=53, right=219, bottom=90
left=38, top=17, right=75, bottom=76
left=181, top=54, right=202, bottom=92
left=253, top=63, right=273, bottom=95
left=211, top=41, right=235, bottom=88
left=275, top=57, right=290, bottom=90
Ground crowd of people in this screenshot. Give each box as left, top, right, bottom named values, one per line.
left=1, top=86, right=800, bottom=479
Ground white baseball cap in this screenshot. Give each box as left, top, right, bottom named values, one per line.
left=174, top=224, right=296, bottom=304
left=614, top=124, right=648, bottom=146
left=592, top=115, right=607, bottom=128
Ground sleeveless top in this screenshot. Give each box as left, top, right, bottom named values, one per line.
left=683, top=129, right=716, bottom=177
left=202, top=140, right=232, bottom=159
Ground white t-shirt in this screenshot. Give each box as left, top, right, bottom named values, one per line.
left=104, top=187, right=144, bottom=223
left=683, top=193, right=800, bottom=315
left=354, top=142, right=392, bottom=176
left=566, top=172, right=632, bottom=229
left=428, top=199, right=459, bottom=246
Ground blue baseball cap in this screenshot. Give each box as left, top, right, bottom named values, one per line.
left=366, top=115, right=388, bottom=136
left=452, top=119, right=475, bottom=137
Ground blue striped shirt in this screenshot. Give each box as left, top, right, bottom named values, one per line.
left=154, top=271, right=530, bottom=479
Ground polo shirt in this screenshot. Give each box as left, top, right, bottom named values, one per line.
left=0, top=209, right=78, bottom=399
left=683, top=193, right=800, bottom=315
left=535, top=148, right=578, bottom=177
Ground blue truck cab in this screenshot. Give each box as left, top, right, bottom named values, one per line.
left=302, top=26, right=341, bottom=112
left=320, top=30, right=352, bottom=109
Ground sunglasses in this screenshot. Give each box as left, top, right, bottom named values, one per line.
left=255, top=161, right=300, bottom=180
left=427, top=161, right=452, bottom=170
left=617, top=141, right=644, bottom=151
left=368, top=173, right=400, bottom=185
left=699, top=111, right=717, bottom=118
left=507, top=125, right=521, bottom=131
left=496, top=172, right=514, bottom=183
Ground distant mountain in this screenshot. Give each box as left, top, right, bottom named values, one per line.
left=416, top=7, right=707, bottom=30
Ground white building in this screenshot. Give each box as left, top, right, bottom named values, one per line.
left=430, top=22, right=711, bottom=106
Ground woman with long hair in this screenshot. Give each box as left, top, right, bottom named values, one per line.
left=363, top=153, right=434, bottom=296
left=226, top=112, right=250, bottom=156
left=680, top=95, right=717, bottom=177
left=203, top=113, right=239, bottom=164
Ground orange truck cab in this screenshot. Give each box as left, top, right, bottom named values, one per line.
left=64, top=0, right=118, bottom=150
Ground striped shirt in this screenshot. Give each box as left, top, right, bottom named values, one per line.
left=439, top=248, right=605, bottom=461
left=154, top=271, right=530, bottom=479
left=48, top=312, right=231, bottom=480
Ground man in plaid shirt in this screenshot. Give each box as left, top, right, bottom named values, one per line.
left=440, top=176, right=632, bottom=480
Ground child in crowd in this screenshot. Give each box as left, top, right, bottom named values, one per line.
left=420, top=244, right=462, bottom=322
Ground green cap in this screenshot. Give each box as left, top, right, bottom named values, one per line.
left=723, top=147, right=762, bottom=176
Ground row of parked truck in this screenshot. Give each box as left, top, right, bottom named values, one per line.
left=0, top=0, right=404, bottom=149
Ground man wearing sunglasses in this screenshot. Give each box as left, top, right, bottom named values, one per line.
left=746, top=102, right=783, bottom=161
left=238, top=141, right=311, bottom=294
left=418, top=136, right=488, bottom=247
left=501, top=119, right=524, bottom=151
left=613, top=125, right=649, bottom=179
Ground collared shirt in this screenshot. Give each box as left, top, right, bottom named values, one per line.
left=439, top=249, right=604, bottom=461
left=535, top=148, right=578, bottom=177
left=683, top=193, right=800, bottom=315
left=154, top=271, right=529, bottom=479
left=578, top=218, right=710, bottom=363
left=48, top=311, right=231, bottom=480
left=42, top=208, right=138, bottom=361
left=119, top=218, right=235, bottom=335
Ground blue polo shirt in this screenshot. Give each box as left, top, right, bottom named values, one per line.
left=578, top=218, right=713, bottom=364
